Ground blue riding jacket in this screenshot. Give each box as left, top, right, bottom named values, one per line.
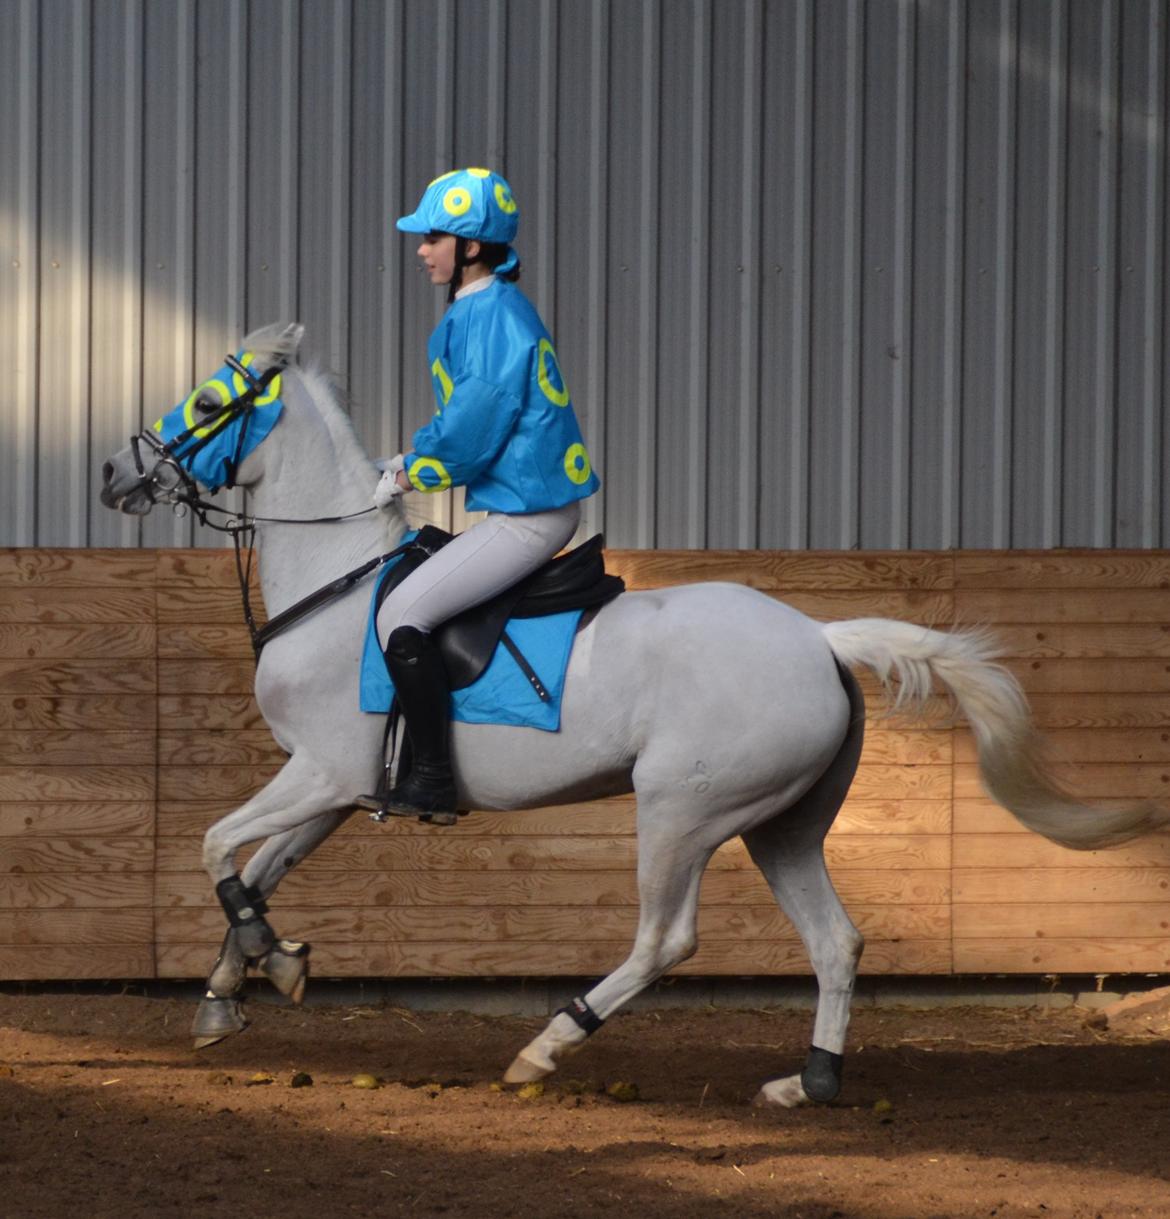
left=404, top=278, right=600, bottom=514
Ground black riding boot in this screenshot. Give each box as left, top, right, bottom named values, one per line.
left=380, top=625, right=457, bottom=822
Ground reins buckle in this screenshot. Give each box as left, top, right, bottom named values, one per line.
left=224, top=352, right=262, bottom=390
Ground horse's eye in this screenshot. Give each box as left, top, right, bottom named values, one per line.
left=195, top=389, right=222, bottom=414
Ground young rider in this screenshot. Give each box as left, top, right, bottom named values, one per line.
left=367, top=168, right=599, bottom=820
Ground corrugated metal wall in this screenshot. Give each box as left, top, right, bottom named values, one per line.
left=1, top=0, right=1166, bottom=550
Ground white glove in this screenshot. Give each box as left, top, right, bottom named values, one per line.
left=373, top=454, right=407, bottom=508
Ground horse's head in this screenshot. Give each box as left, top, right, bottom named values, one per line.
left=100, top=322, right=305, bottom=514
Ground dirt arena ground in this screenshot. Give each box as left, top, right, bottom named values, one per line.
left=1, top=989, right=1169, bottom=1219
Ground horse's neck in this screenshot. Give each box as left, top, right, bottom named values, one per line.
left=246, top=370, right=408, bottom=617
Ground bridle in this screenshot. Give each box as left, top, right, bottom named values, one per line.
left=125, top=351, right=411, bottom=659
left=130, top=353, right=288, bottom=517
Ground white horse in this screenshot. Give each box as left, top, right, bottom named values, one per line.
left=100, top=322, right=1169, bottom=1107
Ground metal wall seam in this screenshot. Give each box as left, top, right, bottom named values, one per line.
left=536, top=0, right=557, bottom=333
left=278, top=0, right=299, bottom=327
left=171, top=0, right=196, bottom=549
left=886, top=0, right=916, bottom=548
left=635, top=0, right=660, bottom=548
left=582, top=0, right=609, bottom=544
left=990, top=0, right=1016, bottom=549
left=13, top=0, right=39, bottom=546
left=940, top=0, right=966, bottom=549
left=214, top=0, right=250, bottom=544
left=379, top=1, right=405, bottom=465
left=687, top=0, right=712, bottom=549
left=786, top=0, right=813, bottom=550
left=839, top=0, right=863, bottom=549
left=329, top=0, right=352, bottom=377
left=118, top=0, right=145, bottom=550
left=135, top=0, right=195, bottom=551
left=68, top=0, right=92, bottom=548
left=1092, top=0, right=1120, bottom=548
left=738, top=0, right=763, bottom=548
left=485, top=0, right=507, bottom=170
left=226, top=2, right=246, bottom=342
left=1040, top=0, right=1068, bottom=549
left=430, top=0, right=455, bottom=533
left=1138, top=0, right=1167, bottom=543
left=1163, top=0, right=1170, bottom=546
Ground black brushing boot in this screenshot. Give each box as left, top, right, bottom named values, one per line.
left=377, top=625, right=458, bottom=824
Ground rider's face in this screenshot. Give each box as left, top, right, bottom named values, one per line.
left=418, top=232, right=457, bottom=285
left=417, top=232, right=481, bottom=286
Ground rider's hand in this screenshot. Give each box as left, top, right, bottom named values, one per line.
left=373, top=454, right=407, bottom=508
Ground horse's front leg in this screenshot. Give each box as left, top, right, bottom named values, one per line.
left=193, top=809, right=351, bottom=1048
left=193, top=757, right=347, bottom=1046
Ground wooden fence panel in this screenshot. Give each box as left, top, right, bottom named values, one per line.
left=3, top=547, right=1169, bottom=981
left=952, top=553, right=1170, bottom=976
left=0, top=551, right=156, bottom=979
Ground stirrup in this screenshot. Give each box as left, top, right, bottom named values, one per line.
left=356, top=793, right=424, bottom=822
left=367, top=769, right=461, bottom=826
left=356, top=792, right=462, bottom=827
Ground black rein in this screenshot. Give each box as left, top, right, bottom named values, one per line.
left=138, top=351, right=415, bottom=662
left=245, top=539, right=417, bottom=660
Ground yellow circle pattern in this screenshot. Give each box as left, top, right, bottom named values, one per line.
left=182, top=380, right=231, bottom=438
left=467, top=167, right=490, bottom=178
left=408, top=456, right=453, bottom=493
left=537, top=339, right=570, bottom=406
left=494, top=182, right=517, bottom=214
left=563, top=443, right=591, bottom=486
left=231, top=352, right=281, bottom=405
left=444, top=187, right=472, bottom=217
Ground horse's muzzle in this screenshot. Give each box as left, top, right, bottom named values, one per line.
left=100, top=461, right=154, bottom=514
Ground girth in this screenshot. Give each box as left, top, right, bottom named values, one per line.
left=374, top=526, right=625, bottom=692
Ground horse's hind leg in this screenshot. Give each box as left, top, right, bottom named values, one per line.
left=743, top=830, right=863, bottom=1107
left=745, top=666, right=867, bottom=1108
left=504, top=786, right=714, bottom=1084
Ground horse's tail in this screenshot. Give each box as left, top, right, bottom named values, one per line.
left=821, top=618, right=1170, bottom=850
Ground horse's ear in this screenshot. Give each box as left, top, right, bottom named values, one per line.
left=275, top=322, right=305, bottom=355
left=242, top=321, right=305, bottom=365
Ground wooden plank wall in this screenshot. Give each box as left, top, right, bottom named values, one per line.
left=2, top=548, right=1169, bottom=982
left=0, top=551, right=157, bottom=979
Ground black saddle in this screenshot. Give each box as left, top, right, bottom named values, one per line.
left=374, top=526, right=624, bottom=698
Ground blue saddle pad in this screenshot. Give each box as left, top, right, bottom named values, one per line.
left=359, top=539, right=581, bottom=732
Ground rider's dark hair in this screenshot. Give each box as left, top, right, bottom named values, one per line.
left=475, top=241, right=521, bottom=282
left=442, top=234, right=522, bottom=303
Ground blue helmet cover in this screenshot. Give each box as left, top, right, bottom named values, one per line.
left=397, top=168, right=520, bottom=273
left=150, top=350, right=284, bottom=490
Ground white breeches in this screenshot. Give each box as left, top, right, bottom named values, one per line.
left=376, top=501, right=581, bottom=643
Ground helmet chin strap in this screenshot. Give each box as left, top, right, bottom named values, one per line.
left=448, top=236, right=469, bottom=304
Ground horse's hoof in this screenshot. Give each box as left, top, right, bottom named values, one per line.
left=503, top=1051, right=553, bottom=1085
left=258, top=940, right=310, bottom=1002
left=192, top=995, right=249, bottom=1050
left=752, top=1074, right=810, bottom=1109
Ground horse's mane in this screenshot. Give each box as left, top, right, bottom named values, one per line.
left=243, top=321, right=408, bottom=543
left=243, top=321, right=367, bottom=459
left=300, top=362, right=365, bottom=457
